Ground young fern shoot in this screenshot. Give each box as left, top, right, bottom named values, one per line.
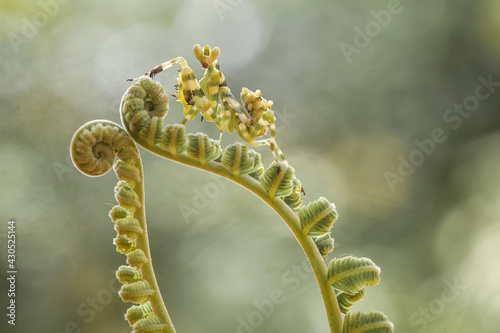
left=70, top=44, right=393, bottom=333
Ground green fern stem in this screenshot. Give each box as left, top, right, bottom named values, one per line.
left=128, top=161, right=176, bottom=333
left=121, top=120, right=344, bottom=333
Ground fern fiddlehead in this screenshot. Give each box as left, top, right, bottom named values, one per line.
left=71, top=120, right=176, bottom=333
left=71, top=45, right=393, bottom=333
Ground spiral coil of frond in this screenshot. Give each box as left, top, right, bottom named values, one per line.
left=70, top=121, right=135, bottom=177
left=336, top=289, right=366, bottom=314
left=117, top=145, right=141, bottom=163
left=121, top=76, right=169, bottom=147
left=71, top=119, right=171, bottom=331
left=314, top=233, right=334, bottom=259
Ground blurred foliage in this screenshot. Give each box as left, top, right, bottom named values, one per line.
left=1, top=0, right=500, bottom=332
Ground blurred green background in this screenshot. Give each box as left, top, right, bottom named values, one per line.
left=1, top=0, right=500, bottom=332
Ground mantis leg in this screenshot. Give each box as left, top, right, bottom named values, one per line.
left=237, top=110, right=286, bottom=162
left=148, top=57, right=187, bottom=77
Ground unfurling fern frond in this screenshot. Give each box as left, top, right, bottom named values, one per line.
left=114, top=181, right=141, bottom=213
left=314, top=233, right=334, bottom=259
left=116, top=265, right=143, bottom=284
left=222, top=142, right=258, bottom=176
left=125, top=302, right=155, bottom=326
left=117, top=145, right=141, bottom=164
left=138, top=116, right=164, bottom=147
left=119, top=280, right=156, bottom=303
left=132, top=314, right=169, bottom=333
left=336, top=289, right=366, bottom=314
left=342, top=311, right=393, bottom=333
left=247, top=150, right=265, bottom=180
left=115, top=217, right=144, bottom=239
left=283, top=177, right=303, bottom=211
left=126, top=249, right=149, bottom=269
left=114, top=160, right=142, bottom=185
left=187, top=132, right=222, bottom=164
left=109, top=205, right=129, bottom=223
left=327, top=256, right=380, bottom=294
left=114, top=234, right=137, bottom=254
left=70, top=121, right=133, bottom=177
left=260, top=162, right=295, bottom=197
left=160, top=124, right=187, bottom=155
left=299, top=197, right=338, bottom=237
left=121, top=77, right=169, bottom=143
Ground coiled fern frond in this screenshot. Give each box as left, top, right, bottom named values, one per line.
left=336, top=289, right=366, bottom=314
left=343, top=311, right=394, bottom=333
left=314, top=233, right=335, bottom=259
left=327, top=256, right=381, bottom=294
left=260, top=161, right=296, bottom=197
left=70, top=44, right=393, bottom=333
left=300, top=197, right=338, bottom=237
